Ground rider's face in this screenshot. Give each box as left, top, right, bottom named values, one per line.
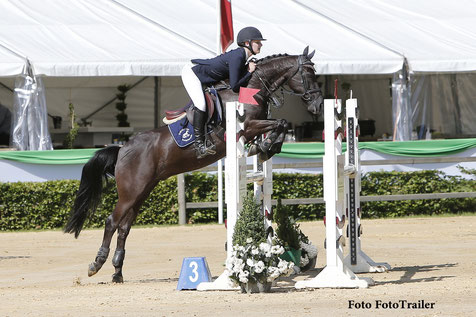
left=250, top=40, right=262, bottom=54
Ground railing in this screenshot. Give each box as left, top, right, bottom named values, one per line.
left=177, top=155, right=476, bottom=223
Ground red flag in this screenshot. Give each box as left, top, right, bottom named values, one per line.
left=220, top=0, right=233, bottom=53
left=239, top=87, right=260, bottom=105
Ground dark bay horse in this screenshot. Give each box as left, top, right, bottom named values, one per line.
left=64, top=47, right=323, bottom=283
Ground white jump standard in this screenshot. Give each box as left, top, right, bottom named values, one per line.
left=296, top=98, right=389, bottom=289
left=198, top=101, right=272, bottom=291
left=343, top=98, right=391, bottom=273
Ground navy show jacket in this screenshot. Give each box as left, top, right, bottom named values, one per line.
left=191, top=47, right=252, bottom=93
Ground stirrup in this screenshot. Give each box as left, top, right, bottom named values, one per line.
left=195, top=142, right=211, bottom=158
left=205, top=138, right=216, bottom=155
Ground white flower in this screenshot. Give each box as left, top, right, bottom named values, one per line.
left=232, top=258, right=245, bottom=273
left=251, top=247, right=259, bottom=255
left=254, top=261, right=265, bottom=273
left=246, top=258, right=255, bottom=267
left=278, top=259, right=294, bottom=274
left=225, top=257, right=234, bottom=270
left=267, top=266, right=281, bottom=281
left=271, top=245, right=285, bottom=255
left=246, top=237, right=253, bottom=244
left=259, top=242, right=271, bottom=253
left=238, top=270, right=249, bottom=283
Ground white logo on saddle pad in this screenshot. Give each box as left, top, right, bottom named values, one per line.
left=179, top=128, right=193, bottom=142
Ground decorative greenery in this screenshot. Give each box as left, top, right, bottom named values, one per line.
left=274, top=199, right=300, bottom=250
left=227, top=192, right=294, bottom=287
left=274, top=198, right=317, bottom=269
left=62, top=103, right=80, bottom=149
left=116, top=84, right=130, bottom=127
left=232, top=193, right=267, bottom=246
left=0, top=170, right=474, bottom=231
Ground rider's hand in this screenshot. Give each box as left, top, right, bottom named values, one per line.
left=248, top=62, right=256, bottom=73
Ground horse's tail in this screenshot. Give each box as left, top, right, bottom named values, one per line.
left=64, top=146, right=121, bottom=238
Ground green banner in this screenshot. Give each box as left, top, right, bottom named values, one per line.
left=277, top=138, right=476, bottom=159
left=0, top=148, right=101, bottom=165
left=0, top=139, right=475, bottom=164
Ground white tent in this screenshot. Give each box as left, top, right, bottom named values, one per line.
left=0, top=0, right=406, bottom=76
left=0, top=0, right=214, bottom=77
left=0, top=0, right=475, bottom=145
left=296, top=0, right=476, bottom=73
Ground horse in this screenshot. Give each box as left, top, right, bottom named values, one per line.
left=64, top=47, right=324, bottom=283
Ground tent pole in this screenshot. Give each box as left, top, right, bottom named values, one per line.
left=450, top=74, right=462, bottom=135
left=154, top=76, right=160, bottom=129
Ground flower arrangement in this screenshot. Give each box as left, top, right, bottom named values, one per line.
left=274, top=199, right=318, bottom=271
left=226, top=240, right=294, bottom=285
left=226, top=193, right=294, bottom=293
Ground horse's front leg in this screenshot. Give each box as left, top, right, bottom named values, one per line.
left=243, top=119, right=280, bottom=141
left=244, top=119, right=281, bottom=157
left=245, top=119, right=287, bottom=158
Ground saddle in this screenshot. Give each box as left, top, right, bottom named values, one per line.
left=163, top=92, right=218, bottom=126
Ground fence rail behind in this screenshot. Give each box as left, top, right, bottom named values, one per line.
left=178, top=155, right=476, bottom=221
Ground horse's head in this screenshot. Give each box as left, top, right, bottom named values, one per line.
left=250, top=49, right=323, bottom=116
left=287, top=47, right=324, bottom=116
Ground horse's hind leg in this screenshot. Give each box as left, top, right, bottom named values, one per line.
left=111, top=208, right=137, bottom=283
left=88, top=198, right=134, bottom=277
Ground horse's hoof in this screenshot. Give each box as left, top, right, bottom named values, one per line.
left=112, top=274, right=124, bottom=283
left=88, top=262, right=99, bottom=277
left=248, top=144, right=260, bottom=156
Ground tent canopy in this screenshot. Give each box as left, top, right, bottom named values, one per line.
left=1, top=0, right=474, bottom=77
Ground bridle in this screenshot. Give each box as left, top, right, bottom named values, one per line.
left=254, top=55, right=321, bottom=108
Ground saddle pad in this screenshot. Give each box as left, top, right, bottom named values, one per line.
left=167, top=115, right=218, bottom=148
left=168, top=117, right=196, bottom=148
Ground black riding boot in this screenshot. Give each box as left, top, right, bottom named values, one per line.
left=193, top=109, right=215, bottom=158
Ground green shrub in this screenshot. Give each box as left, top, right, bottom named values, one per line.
left=232, top=192, right=267, bottom=247
left=0, top=170, right=474, bottom=231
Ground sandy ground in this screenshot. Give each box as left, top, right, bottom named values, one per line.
left=1, top=216, right=475, bottom=317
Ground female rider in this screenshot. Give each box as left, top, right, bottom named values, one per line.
left=181, top=26, right=265, bottom=158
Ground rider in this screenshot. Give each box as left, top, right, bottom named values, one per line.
left=181, top=26, right=265, bottom=158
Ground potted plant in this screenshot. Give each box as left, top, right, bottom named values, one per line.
left=226, top=193, right=294, bottom=293
left=116, top=84, right=130, bottom=127
left=274, top=199, right=318, bottom=272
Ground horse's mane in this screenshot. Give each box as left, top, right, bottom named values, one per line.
left=255, top=53, right=292, bottom=65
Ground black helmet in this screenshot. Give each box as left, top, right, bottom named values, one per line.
left=237, top=27, right=266, bottom=45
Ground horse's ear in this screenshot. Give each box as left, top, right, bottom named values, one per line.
left=307, top=49, right=315, bottom=60
left=303, top=46, right=309, bottom=56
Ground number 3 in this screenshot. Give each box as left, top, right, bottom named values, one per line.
left=189, top=261, right=198, bottom=282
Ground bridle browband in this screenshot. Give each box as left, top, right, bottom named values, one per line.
left=254, top=55, right=320, bottom=108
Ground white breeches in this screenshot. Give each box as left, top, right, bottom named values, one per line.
left=181, top=63, right=206, bottom=112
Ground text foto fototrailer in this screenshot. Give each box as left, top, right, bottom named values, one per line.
left=348, top=299, right=435, bottom=310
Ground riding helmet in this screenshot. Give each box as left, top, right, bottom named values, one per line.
left=237, top=27, right=266, bottom=45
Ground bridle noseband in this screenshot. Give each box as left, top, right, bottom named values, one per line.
left=254, top=55, right=321, bottom=108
